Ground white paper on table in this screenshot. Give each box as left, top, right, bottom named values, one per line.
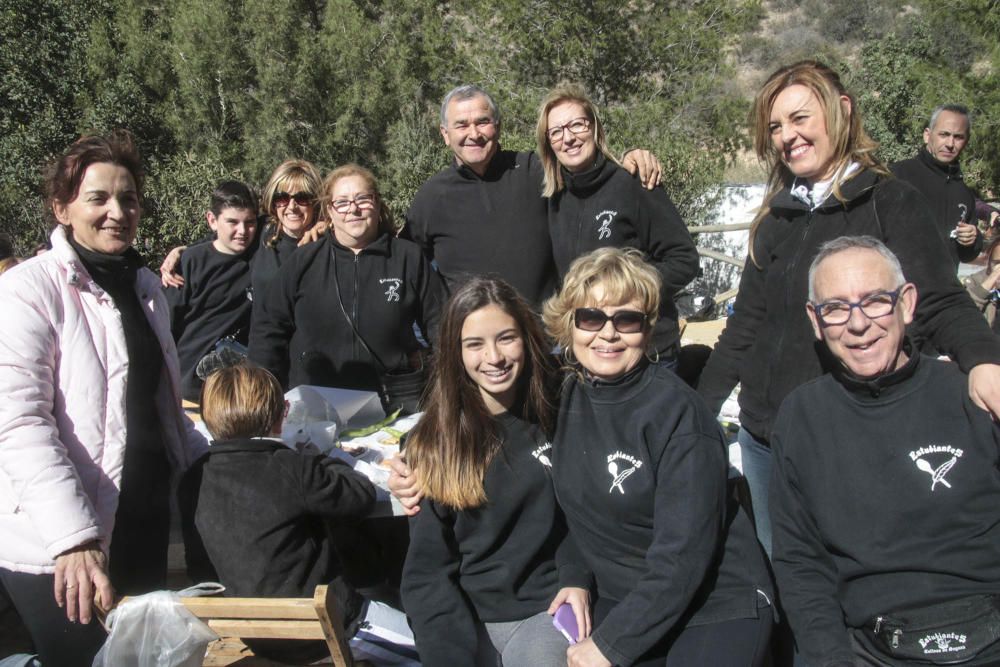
left=281, top=385, right=385, bottom=453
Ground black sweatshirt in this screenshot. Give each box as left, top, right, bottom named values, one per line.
left=249, top=232, right=444, bottom=391
left=548, top=155, right=699, bottom=354
left=771, top=352, right=1000, bottom=667
left=165, top=242, right=254, bottom=401
left=401, top=412, right=590, bottom=666
left=251, top=226, right=300, bottom=293
left=180, top=438, right=375, bottom=620
left=401, top=149, right=556, bottom=309
left=698, top=169, right=1000, bottom=442
left=891, top=149, right=982, bottom=266
left=554, top=363, right=772, bottom=667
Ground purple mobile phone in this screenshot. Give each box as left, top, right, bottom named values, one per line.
left=552, top=603, right=579, bottom=644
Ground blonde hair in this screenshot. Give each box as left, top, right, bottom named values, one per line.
left=535, top=82, right=617, bottom=198
left=0, top=257, right=19, bottom=276
left=261, top=159, right=322, bottom=246
left=542, top=247, right=660, bottom=354
left=319, top=163, right=394, bottom=237
left=748, top=61, right=888, bottom=265
left=200, top=364, right=285, bottom=441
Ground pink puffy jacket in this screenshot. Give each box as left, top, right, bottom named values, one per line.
left=0, top=226, right=207, bottom=574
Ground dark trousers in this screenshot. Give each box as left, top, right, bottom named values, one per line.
left=0, top=569, right=106, bottom=667
left=595, top=597, right=772, bottom=666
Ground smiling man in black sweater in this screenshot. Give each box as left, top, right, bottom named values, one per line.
left=771, top=236, right=1000, bottom=667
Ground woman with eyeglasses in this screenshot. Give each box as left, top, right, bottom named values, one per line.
left=250, top=164, right=444, bottom=405
left=535, top=83, right=698, bottom=363
left=696, top=60, right=1000, bottom=561
left=541, top=248, right=773, bottom=667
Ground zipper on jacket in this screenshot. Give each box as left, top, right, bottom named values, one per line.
left=891, top=628, right=902, bottom=649
left=353, top=254, right=361, bottom=362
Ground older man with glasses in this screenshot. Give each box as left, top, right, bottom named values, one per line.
left=769, top=235, right=1000, bottom=667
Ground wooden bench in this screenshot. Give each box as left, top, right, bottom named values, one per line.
left=166, top=585, right=352, bottom=666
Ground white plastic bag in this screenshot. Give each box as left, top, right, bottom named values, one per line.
left=93, top=587, right=220, bottom=667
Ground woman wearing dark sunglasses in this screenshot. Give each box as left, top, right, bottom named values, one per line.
left=251, top=159, right=324, bottom=292
left=535, top=83, right=698, bottom=362
left=250, top=164, right=444, bottom=405
left=542, top=248, right=773, bottom=667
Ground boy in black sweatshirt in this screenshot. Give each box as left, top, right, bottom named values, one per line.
left=771, top=236, right=1000, bottom=667
left=166, top=181, right=257, bottom=401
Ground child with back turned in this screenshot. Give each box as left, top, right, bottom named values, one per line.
left=183, top=364, right=417, bottom=664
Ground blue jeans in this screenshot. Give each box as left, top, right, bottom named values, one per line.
left=738, top=427, right=774, bottom=560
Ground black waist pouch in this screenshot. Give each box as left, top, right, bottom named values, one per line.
left=869, top=595, right=1000, bottom=664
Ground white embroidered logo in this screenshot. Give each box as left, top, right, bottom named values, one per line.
left=909, top=445, right=963, bottom=491
left=607, top=451, right=642, bottom=494
left=595, top=210, right=617, bottom=240
left=380, top=278, right=401, bottom=303
left=919, top=632, right=967, bottom=655
left=532, top=442, right=553, bottom=468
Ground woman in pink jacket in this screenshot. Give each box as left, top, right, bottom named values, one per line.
left=0, top=131, right=206, bottom=666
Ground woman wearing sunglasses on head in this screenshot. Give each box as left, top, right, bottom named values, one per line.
left=542, top=247, right=773, bottom=667
left=536, top=83, right=698, bottom=363
left=250, top=164, right=444, bottom=408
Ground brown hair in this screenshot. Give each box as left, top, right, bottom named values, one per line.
left=405, top=278, right=555, bottom=509
left=535, top=82, right=617, bottom=198
left=200, top=364, right=285, bottom=441
left=0, top=257, right=19, bottom=276
left=319, top=163, right=394, bottom=238
left=748, top=61, right=888, bottom=265
left=261, top=159, right=322, bottom=247
left=45, top=130, right=143, bottom=215
left=542, top=247, right=660, bottom=357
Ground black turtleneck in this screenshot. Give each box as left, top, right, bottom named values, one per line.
left=68, top=234, right=169, bottom=593
left=546, top=153, right=698, bottom=355
left=771, top=350, right=1000, bottom=666
left=891, top=149, right=980, bottom=265
left=553, top=362, right=772, bottom=666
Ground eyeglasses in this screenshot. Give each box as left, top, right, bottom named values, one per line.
left=547, top=117, right=591, bottom=144
left=574, top=307, right=647, bottom=334
left=330, top=194, right=377, bottom=214
left=810, top=287, right=904, bottom=327
left=274, top=192, right=313, bottom=208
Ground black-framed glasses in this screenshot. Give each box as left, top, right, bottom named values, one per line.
left=274, top=192, right=313, bottom=208
left=330, top=194, right=377, bottom=214
left=810, top=287, right=904, bottom=327
left=547, top=117, right=592, bottom=144
left=574, top=307, right=647, bottom=334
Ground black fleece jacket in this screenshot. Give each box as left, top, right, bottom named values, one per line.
left=401, top=412, right=590, bottom=666
left=548, top=155, right=699, bottom=354
left=180, top=438, right=376, bottom=623
left=165, top=242, right=254, bottom=401
left=554, top=362, right=772, bottom=667
left=891, top=149, right=981, bottom=265
left=698, top=169, right=1000, bottom=442
left=771, top=352, right=1000, bottom=667
left=249, top=232, right=444, bottom=391
left=401, top=149, right=556, bottom=309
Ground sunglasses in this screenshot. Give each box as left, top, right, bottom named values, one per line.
left=573, top=308, right=647, bottom=334
left=273, top=192, right=313, bottom=208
